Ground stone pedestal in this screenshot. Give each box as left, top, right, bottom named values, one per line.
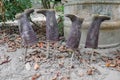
left=64, top=0, right=120, bottom=48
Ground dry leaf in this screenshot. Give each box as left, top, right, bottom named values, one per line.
left=59, top=45, right=66, bottom=52
left=53, top=42, right=59, bottom=48
left=31, top=44, right=37, bottom=49
left=31, top=73, right=41, bottom=80
left=34, top=63, right=40, bottom=70
left=110, top=64, right=116, bottom=67
left=101, top=56, right=109, bottom=61
left=52, top=75, right=57, bottom=80
left=3, top=36, right=9, bottom=42
left=87, top=68, right=93, bottom=75
left=61, top=76, right=70, bottom=80
left=116, top=66, right=120, bottom=71
left=0, top=55, right=11, bottom=65
left=71, top=65, right=75, bottom=69
left=41, top=54, right=46, bottom=58
left=0, top=40, right=4, bottom=44
left=56, top=71, right=61, bottom=77
left=56, top=55, right=64, bottom=59
left=105, top=62, right=111, bottom=67
left=38, top=42, right=44, bottom=48
left=105, top=60, right=112, bottom=67
left=117, top=60, right=120, bottom=64
left=7, top=47, right=16, bottom=52
left=59, top=62, right=64, bottom=68
left=66, top=48, right=73, bottom=52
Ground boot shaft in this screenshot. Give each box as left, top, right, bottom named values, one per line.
left=37, top=9, right=59, bottom=41
left=15, top=9, right=38, bottom=46
left=85, top=15, right=110, bottom=49
left=65, top=14, right=84, bottom=49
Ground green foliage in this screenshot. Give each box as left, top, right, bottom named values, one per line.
left=0, top=0, right=32, bottom=22
left=55, top=5, right=64, bottom=12
left=57, top=15, right=64, bottom=36
left=41, top=0, right=61, bottom=9
left=40, top=0, right=64, bottom=36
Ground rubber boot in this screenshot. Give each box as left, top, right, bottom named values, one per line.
left=65, top=14, right=84, bottom=49
left=15, top=9, right=38, bottom=47
left=85, top=15, right=110, bottom=49
left=37, top=9, right=59, bottom=42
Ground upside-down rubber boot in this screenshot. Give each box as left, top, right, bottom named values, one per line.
left=65, top=14, right=84, bottom=49
left=85, top=15, right=110, bottom=49
left=37, top=9, right=59, bottom=42
left=15, top=9, right=38, bottom=47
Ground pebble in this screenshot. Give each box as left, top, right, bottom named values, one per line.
left=25, top=62, right=31, bottom=71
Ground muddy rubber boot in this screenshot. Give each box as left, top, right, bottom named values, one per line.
left=24, top=8, right=34, bottom=17
left=37, top=9, right=59, bottom=59
left=37, top=9, right=59, bottom=41
left=15, top=9, right=38, bottom=47
left=85, top=15, right=110, bottom=49
left=65, top=14, right=84, bottom=49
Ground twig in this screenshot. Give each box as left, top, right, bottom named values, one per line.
left=90, top=49, right=94, bottom=64
left=25, top=46, right=28, bottom=57
left=0, top=59, right=11, bottom=65
left=46, top=41, right=50, bottom=58
left=0, top=56, right=11, bottom=65
left=70, top=51, right=74, bottom=66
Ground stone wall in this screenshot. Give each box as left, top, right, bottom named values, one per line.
left=64, top=0, right=120, bottom=48
left=31, top=0, right=42, bottom=8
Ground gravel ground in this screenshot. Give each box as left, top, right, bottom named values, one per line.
left=0, top=10, right=120, bottom=80
left=0, top=42, right=120, bottom=80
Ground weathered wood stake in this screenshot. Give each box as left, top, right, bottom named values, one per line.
left=37, top=9, right=59, bottom=58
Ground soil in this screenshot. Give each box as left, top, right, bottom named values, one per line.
left=0, top=33, right=120, bottom=80
left=0, top=13, right=120, bottom=80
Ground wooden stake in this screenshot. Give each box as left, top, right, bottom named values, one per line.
left=46, top=41, right=50, bottom=58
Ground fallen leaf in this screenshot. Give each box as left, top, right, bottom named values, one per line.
left=34, top=63, right=40, bottom=70
left=53, top=42, right=59, bottom=48
left=0, top=55, right=11, bottom=65
left=66, top=48, right=73, bottom=52
left=61, top=76, right=70, bottom=80
left=3, top=36, right=9, bottom=42
left=105, top=62, right=111, bottom=67
left=0, top=39, right=4, bottom=44
left=0, top=59, right=11, bottom=65
left=87, top=68, right=93, bottom=75
left=117, top=60, right=120, bottom=64
left=7, top=47, right=16, bottom=52
left=116, top=66, right=120, bottom=71
left=31, top=73, right=41, bottom=80
left=56, top=55, right=65, bottom=59
left=38, top=42, right=44, bottom=48
left=58, top=45, right=66, bottom=52
left=110, top=64, right=116, bottom=67
left=101, top=56, right=109, bottom=61
left=41, top=54, right=46, bottom=58
left=52, top=75, right=57, bottom=80
left=59, top=62, right=64, bottom=68
left=105, top=60, right=112, bottom=67
left=56, top=71, right=61, bottom=77
left=31, top=44, right=37, bottom=49
left=71, top=65, right=75, bottom=69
